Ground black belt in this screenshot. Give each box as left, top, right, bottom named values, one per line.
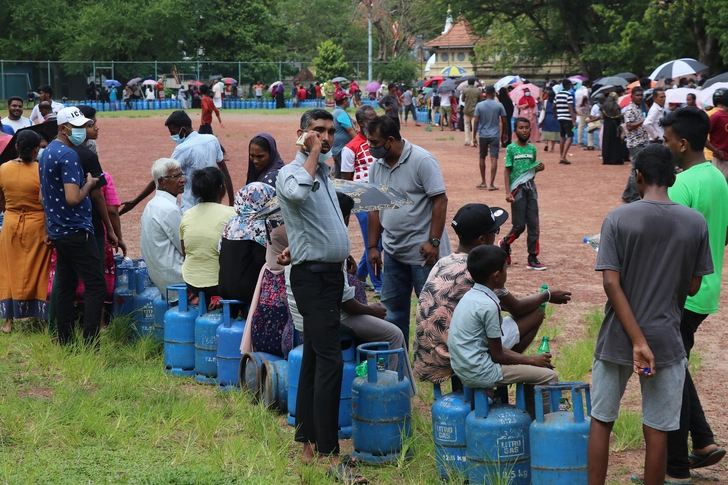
left=296, top=261, right=343, bottom=273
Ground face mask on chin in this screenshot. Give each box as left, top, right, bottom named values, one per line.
left=317, top=150, right=332, bottom=164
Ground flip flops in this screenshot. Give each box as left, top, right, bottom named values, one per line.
left=630, top=475, right=693, bottom=485
left=327, top=463, right=367, bottom=484
left=689, top=447, right=726, bottom=469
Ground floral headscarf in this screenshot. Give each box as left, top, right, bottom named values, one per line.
left=221, top=182, right=276, bottom=245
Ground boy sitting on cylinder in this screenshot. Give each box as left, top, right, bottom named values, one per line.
left=448, top=244, right=558, bottom=415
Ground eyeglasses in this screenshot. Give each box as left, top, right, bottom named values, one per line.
left=163, top=173, right=184, bottom=180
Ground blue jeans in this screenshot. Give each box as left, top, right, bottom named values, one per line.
left=380, top=252, right=433, bottom=348
left=355, top=212, right=382, bottom=291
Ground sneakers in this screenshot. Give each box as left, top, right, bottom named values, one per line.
left=526, top=255, right=547, bottom=271
left=499, top=239, right=511, bottom=266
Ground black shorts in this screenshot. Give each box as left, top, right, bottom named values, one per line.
left=559, top=120, right=574, bottom=138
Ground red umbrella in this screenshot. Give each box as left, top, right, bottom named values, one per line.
left=187, top=80, right=203, bottom=86
left=424, top=76, right=444, bottom=87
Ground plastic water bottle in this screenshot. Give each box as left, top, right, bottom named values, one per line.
left=138, top=258, right=151, bottom=288
left=584, top=234, right=600, bottom=252
left=539, top=284, right=548, bottom=311
left=118, top=256, right=134, bottom=285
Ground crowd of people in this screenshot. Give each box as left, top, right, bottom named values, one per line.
left=0, top=67, right=726, bottom=484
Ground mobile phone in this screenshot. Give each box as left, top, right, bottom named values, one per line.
left=92, top=173, right=108, bottom=188
left=295, top=133, right=307, bottom=147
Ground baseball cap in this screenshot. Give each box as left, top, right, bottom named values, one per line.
left=451, top=203, right=509, bottom=240
left=334, top=90, right=352, bottom=101
left=57, top=107, right=91, bottom=127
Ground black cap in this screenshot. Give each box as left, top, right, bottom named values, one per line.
left=451, top=203, right=509, bottom=240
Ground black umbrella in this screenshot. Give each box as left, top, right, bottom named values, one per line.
left=210, top=75, right=223, bottom=81
left=453, top=75, right=478, bottom=85
left=615, top=72, right=638, bottom=82
left=0, top=121, right=58, bottom=164
left=413, top=80, right=426, bottom=88
left=437, top=79, right=458, bottom=93
left=590, top=85, right=618, bottom=99
left=702, top=72, right=728, bottom=89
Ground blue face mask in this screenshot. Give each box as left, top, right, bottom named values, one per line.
left=170, top=128, right=187, bottom=145
left=68, top=127, right=87, bottom=146
left=318, top=150, right=332, bottom=164
left=37, top=148, right=45, bottom=160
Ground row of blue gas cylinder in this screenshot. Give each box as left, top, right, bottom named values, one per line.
left=74, top=99, right=339, bottom=111
left=432, top=380, right=592, bottom=484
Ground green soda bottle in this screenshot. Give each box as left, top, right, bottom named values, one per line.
left=537, top=336, right=550, bottom=354
left=355, top=361, right=368, bottom=377
left=539, top=284, right=548, bottom=311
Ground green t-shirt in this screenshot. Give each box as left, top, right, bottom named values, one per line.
left=505, top=143, right=540, bottom=191
left=668, top=162, right=728, bottom=314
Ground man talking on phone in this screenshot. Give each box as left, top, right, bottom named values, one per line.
left=367, top=115, right=450, bottom=348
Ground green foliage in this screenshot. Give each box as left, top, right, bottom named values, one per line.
left=312, top=41, right=351, bottom=82
left=376, top=56, right=420, bottom=85
left=611, top=410, right=644, bottom=452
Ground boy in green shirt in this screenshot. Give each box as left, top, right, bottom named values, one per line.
left=661, top=107, right=728, bottom=481
left=499, top=117, right=546, bottom=270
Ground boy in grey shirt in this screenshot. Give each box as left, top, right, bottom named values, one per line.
left=587, top=144, right=713, bottom=485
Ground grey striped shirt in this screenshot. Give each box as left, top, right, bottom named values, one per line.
left=277, top=151, right=350, bottom=265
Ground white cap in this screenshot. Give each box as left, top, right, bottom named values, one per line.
left=56, top=107, right=91, bottom=127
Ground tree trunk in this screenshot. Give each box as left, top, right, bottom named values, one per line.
left=694, top=19, right=718, bottom=72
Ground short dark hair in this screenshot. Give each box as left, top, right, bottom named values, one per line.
left=687, top=93, right=696, bottom=101
left=16, top=130, right=41, bottom=163
left=38, top=85, right=53, bottom=96
left=631, top=86, right=644, bottom=96
left=639, top=77, right=652, bottom=90
left=190, top=166, right=225, bottom=203
left=485, top=86, right=496, bottom=96
left=355, top=105, right=376, bottom=130
left=468, top=78, right=475, bottom=85
left=467, top=245, right=507, bottom=285
left=7, top=96, right=23, bottom=106
left=659, top=106, right=710, bottom=152
left=38, top=101, right=52, bottom=112
left=77, top=105, right=96, bottom=119
left=299, top=109, right=333, bottom=131
left=388, top=82, right=397, bottom=91
left=165, top=110, right=193, bottom=128
left=336, top=192, right=354, bottom=219
left=367, top=115, right=402, bottom=141
left=199, top=84, right=209, bottom=95
left=249, top=135, right=271, bottom=154
left=634, top=144, right=676, bottom=187
left=652, top=87, right=664, bottom=96
left=514, top=117, right=530, bottom=128
left=562, top=79, right=572, bottom=88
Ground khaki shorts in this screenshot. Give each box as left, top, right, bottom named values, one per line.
left=440, top=106, right=452, bottom=121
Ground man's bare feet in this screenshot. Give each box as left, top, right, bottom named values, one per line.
left=300, top=443, right=317, bottom=464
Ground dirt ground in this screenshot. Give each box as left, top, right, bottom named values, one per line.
left=99, top=111, right=728, bottom=483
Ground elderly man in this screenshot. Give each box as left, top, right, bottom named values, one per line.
left=367, top=115, right=450, bottom=348
left=276, top=109, right=352, bottom=474
left=29, top=85, right=64, bottom=124
left=643, top=88, right=666, bottom=144
left=2, top=96, right=33, bottom=133
left=140, top=158, right=186, bottom=300
left=621, top=87, right=648, bottom=203
left=39, top=107, right=105, bottom=346
left=120, top=110, right=233, bottom=214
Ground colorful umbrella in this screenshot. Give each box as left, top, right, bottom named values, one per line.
left=222, top=77, right=237, bottom=85
left=269, top=81, right=283, bottom=94
left=441, top=66, right=466, bottom=77
left=103, top=80, right=121, bottom=88
left=618, top=95, right=631, bottom=108
left=649, top=58, right=708, bottom=81
left=423, top=76, right=444, bottom=87
left=494, top=75, right=522, bottom=91
left=665, top=87, right=699, bottom=105
left=126, top=77, right=142, bottom=86
left=627, top=79, right=655, bottom=90
left=508, top=83, right=542, bottom=103
left=365, top=81, right=381, bottom=93
left=187, top=80, right=203, bottom=86
left=697, top=82, right=728, bottom=107
left=568, top=75, right=588, bottom=82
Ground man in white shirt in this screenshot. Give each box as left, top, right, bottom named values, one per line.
left=140, top=158, right=185, bottom=300
left=439, top=90, right=453, bottom=131
left=29, top=85, right=63, bottom=124
left=643, top=88, right=666, bottom=143
left=212, top=81, right=224, bottom=109
left=2, top=96, right=33, bottom=133
left=575, top=82, right=590, bottom=145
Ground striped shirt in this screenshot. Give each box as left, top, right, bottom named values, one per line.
left=276, top=151, right=350, bottom=265
left=555, top=91, right=574, bottom=121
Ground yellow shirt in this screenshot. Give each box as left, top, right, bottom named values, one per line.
left=179, top=202, right=236, bottom=288
left=704, top=107, right=719, bottom=161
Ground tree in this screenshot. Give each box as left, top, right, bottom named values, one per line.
left=312, top=41, right=350, bottom=81
left=376, top=56, right=419, bottom=85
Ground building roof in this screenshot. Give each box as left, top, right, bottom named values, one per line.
left=423, top=19, right=480, bottom=49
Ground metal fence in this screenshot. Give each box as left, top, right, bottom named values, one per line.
left=0, top=59, right=395, bottom=101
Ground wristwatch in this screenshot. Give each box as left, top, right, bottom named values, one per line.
left=428, top=238, right=440, bottom=248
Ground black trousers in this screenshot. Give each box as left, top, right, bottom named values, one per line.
left=291, top=263, right=344, bottom=455
left=503, top=181, right=540, bottom=256
left=198, top=124, right=214, bottom=135
left=666, top=309, right=715, bottom=479
left=54, top=230, right=106, bottom=345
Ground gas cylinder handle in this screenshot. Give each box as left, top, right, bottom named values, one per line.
left=355, top=341, right=390, bottom=363
left=166, top=284, right=187, bottom=312
left=473, top=388, right=490, bottom=418
left=463, top=386, right=472, bottom=406
left=198, top=292, right=206, bottom=316
left=515, top=383, right=526, bottom=412
left=433, top=382, right=442, bottom=400
left=535, top=387, right=545, bottom=423
left=219, top=299, right=242, bottom=327
left=356, top=343, right=404, bottom=383
left=572, top=387, right=585, bottom=423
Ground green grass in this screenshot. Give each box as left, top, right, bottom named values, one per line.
left=611, top=410, right=644, bottom=452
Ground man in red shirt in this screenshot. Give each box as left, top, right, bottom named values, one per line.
left=297, top=83, right=307, bottom=104
left=315, top=82, right=323, bottom=107
left=199, top=84, right=224, bottom=135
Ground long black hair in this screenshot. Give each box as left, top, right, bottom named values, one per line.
left=16, top=130, right=41, bottom=163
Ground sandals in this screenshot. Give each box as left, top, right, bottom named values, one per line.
left=488, top=186, right=499, bottom=191
left=559, top=160, right=571, bottom=165
left=631, top=475, right=693, bottom=485
left=328, top=463, right=367, bottom=484
left=689, top=447, right=726, bottom=469
left=476, top=183, right=487, bottom=189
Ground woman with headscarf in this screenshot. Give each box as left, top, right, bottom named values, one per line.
left=517, top=87, right=540, bottom=143
left=540, top=90, right=560, bottom=152
left=498, top=87, right=515, bottom=147
left=218, top=182, right=276, bottom=307
left=275, top=83, right=285, bottom=109
left=601, top=92, right=625, bottom=165
left=245, top=133, right=285, bottom=187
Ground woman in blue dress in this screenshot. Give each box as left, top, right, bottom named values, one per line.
left=540, top=90, right=560, bottom=152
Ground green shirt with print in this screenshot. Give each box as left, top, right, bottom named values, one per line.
left=505, top=142, right=541, bottom=191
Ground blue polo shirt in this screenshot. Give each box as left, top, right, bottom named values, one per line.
left=39, top=140, right=94, bottom=240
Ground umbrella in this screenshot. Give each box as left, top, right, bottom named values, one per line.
left=0, top=121, right=58, bottom=164
left=210, top=75, right=223, bottom=81
left=615, top=72, right=638, bottom=82
left=254, top=179, right=413, bottom=222
left=568, top=75, right=588, bottom=82
left=456, top=79, right=481, bottom=92
left=593, top=76, right=629, bottom=87
left=665, top=87, right=699, bottom=105
left=508, top=83, right=542, bottom=103
left=365, top=81, right=381, bottom=93
left=649, top=58, right=708, bottom=81
left=591, top=85, right=619, bottom=98
left=331, top=77, right=348, bottom=83
left=103, top=80, right=121, bottom=88
left=436, top=80, right=458, bottom=93
left=618, top=94, right=631, bottom=108
left=423, top=76, right=444, bottom=87
left=269, top=81, right=283, bottom=94
left=627, top=79, right=655, bottom=90
left=698, top=82, right=728, bottom=107
left=187, top=80, right=203, bottom=86
left=413, top=80, right=426, bottom=88
left=441, top=66, right=466, bottom=77
left=422, top=87, right=435, bottom=100
left=701, top=72, right=728, bottom=90
left=222, top=77, right=237, bottom=85
left=126, top=77, right=142, bottom=86
left=142, top=79, right=158, bottom=86
left=453, top=75, right=478, bottom=84
left=494, top=75, right=522, bottom=91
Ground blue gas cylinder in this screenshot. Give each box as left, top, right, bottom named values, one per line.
left=113, top=265, right=138, bottom=317
left=216, top=299, right=246, bottom=391
left=132, top=271, right=160, bottom=338
left=194, top=292, right=222, bottom=384
left=352, top=342, right=412, bottom=463
left=152, top=294, right=167, bottom=341
left=432, top=380, right=472, bottom=481
left=239, top=351, right=283, bottom=398
left=262, top=359, right=288, bottom=412
left=287, top=336, right=360, bottom=439
left=530, top=382, right=591, bottom=485
left=466, top=384, right=532, bottom=485
left=163, top=285, right=198, bottom=377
